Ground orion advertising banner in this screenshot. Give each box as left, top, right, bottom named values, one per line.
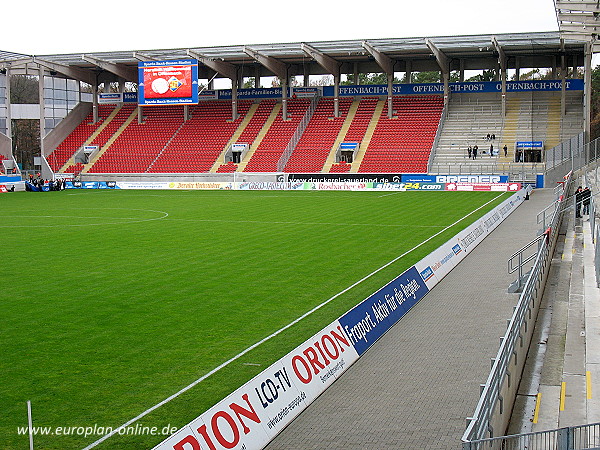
left=153, top=321, right=359, bottom=450
left=138, top=60, right=199, bottom=105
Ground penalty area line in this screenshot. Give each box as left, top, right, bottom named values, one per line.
left=83, top=192, right=504, bottom=449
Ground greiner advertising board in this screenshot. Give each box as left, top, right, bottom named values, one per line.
left=138, top=60, right=199, bottom=105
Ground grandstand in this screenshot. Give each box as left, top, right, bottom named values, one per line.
left=0, top=31, right=590, bottom=185
left=3, top=22, right=600, bottom=450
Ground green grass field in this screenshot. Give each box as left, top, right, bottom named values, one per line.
left=0, top=189, right=509, bottom=449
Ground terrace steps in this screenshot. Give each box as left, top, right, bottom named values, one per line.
left=210, top=102, right=261, bottom=173
left=349, top=99, right=385, bottom=172
left=236, top=103, right=281, bottom=172
left=59, top=106, right=122, bottom=173
left=82, top=108, right=138, bottom=174
left=322, top=100, right=360, bottom=173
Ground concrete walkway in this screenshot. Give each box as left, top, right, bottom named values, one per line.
left=508, top=181, right=600, bottom=439
left=265, top=188, right=557, bottom=449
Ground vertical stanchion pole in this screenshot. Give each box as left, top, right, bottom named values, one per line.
left=27, top=400, right=34, bottom=450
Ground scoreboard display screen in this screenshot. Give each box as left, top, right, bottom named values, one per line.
left=138, top=59, right=198, bottom=105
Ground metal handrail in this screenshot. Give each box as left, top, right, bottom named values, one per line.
left=507, top=233, right=546, bottom=290
left=462, top=172, right=572, bottom=446
left=537, top=199, right=560, bottom=229
left=428, top=101, right=448, bottom=171
left=276, top=96, right=318, bottom=171
left=464, top=422, right=600, bottom=449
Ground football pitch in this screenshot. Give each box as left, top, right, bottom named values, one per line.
left=1, top=189, right=510, bottom=449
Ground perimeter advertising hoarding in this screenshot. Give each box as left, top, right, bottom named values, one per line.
left=154, top=321, right=359, bottom=450
left=414, top=190, right=524, bottom=289
left=138, top=60, right=199, bottom=105
left=154, top=188, right=529, bottom=450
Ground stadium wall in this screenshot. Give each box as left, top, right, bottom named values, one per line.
left=152, top=188, right=529, bottom=450
left=43, top=101, right=93, bottom=158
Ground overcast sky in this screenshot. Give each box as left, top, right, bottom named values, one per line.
left=4, top=0, right=559, bottom=55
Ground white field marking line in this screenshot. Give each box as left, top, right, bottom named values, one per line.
left=377, top=191, right=401, bottom=198
left=83, top=192, right=504, bottom=450
left=0, top=209, right=169, bottom=228
left=166, top=217, right=444, bottom=228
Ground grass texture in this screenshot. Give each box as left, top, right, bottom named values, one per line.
left=0, top=189, right=509, bottom=449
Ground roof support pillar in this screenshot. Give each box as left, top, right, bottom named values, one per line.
left=281, top=76, right=288, bottom=121
left=426, top=39, right=450, bottom=106
left=363, top=41, right=395, bottom=118
left=5, top=68, right=12, bottom=138
left=255, top=66, right=262, bottom=88
left=405, top=60, right=412, bottom=83
left=243, top=46, right=288, bottom=119
left=333, top=74, right=340, bottom=118
left=560, top=40, right=566, bottom=117
left=353, top=62, right=360, bottom=85
left=92, top=84, right=99, bottom=124
left=232, top=77, right=239, bottom=121
left=387, top=73, right=394, bottom=118
left=584, top=42, right=592, bottom=143
left=515, top=57, right=520, bottom=81
left=459, top=59, right=465, bottom=82
left=38, top=68, right=45, bottom=158
left=492, top=37, right=507, bottom=116
left=303, top=64, right=309, bottom=87
left=301, top=43, right=340, bottom=117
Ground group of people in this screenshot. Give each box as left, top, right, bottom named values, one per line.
left=27, top=174, right=66, bottom=191
left=466, top=143, right=509, bottom=159
left=575, top=186, right=592, bottom=218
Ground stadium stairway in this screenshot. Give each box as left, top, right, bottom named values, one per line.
left=210, top=102, right=261, bottom=173
left=349, top=99, right=385, bottom=173
left=321, top=100, right=359, bottom=173
left=508, top=179, right=600, bottom=437
left=58, top=105, right=122, bottom=173
left=545, top=97, right=562, bottom=149
left=496, top=97, right=520, bottom=164
left=237, top=103, right=282, bottom=172
left=82, top=108, right=138, bottom=174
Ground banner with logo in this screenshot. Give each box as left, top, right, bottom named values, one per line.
left=153, top=187, right=528, bottom=450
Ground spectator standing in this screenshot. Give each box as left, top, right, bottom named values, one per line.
left=473, top=145, right=478, bottom=159
left=582, top=187, right=591, bottom=216
left=575, top=186, right=583, bottom=218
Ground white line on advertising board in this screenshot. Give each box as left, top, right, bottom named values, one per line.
left=83, top=193, right=504, bottom=449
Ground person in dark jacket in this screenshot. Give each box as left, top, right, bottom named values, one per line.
left=582, top=187, right=591, bottom=216
left=575, top=186, right=583, bottom=218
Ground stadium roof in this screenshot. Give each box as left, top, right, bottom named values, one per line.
left=0, top=31, right=587, bottom=84
left=554, top=0, right=600, bottom=51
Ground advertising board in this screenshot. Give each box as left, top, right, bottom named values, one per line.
left=153, top=188, right=529, bottom=450
left=138, top=60, right=199, bottom=105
